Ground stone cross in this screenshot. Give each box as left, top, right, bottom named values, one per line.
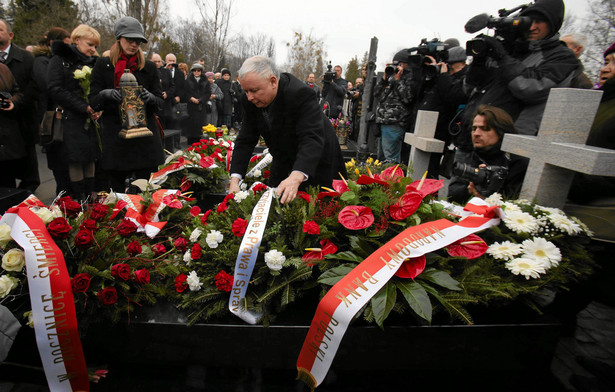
left=501, top=88, right=615, bottom=208
left=404, top=110, right=445, bottom=178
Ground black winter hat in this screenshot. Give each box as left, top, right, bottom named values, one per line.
left=521, top=0, right=565, bottom=38
left=221, top=68, right=231, bottom=76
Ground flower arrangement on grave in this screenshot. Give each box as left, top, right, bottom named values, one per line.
left=0, top=161, right=595, bottom=330
left=151, top=137, right=233, bottom=195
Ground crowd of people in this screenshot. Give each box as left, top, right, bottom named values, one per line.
left=1, top=0, right=614, bottom=208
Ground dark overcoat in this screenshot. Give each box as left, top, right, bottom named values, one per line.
left=89, top=56, right=164, bottom=171
left=183, top=74, right=210, bottom=138
left=230, top=72, right=346, bottom=188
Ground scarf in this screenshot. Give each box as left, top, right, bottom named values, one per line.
left=114, top=52, right=139, bottom=87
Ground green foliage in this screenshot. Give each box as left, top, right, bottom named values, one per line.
left=10, top=0, right=79, bottom=46
left=345, top=55, right=360, bottom=85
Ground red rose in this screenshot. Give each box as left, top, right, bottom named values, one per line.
left=47, top=217, right=73, bottom=239
left=97, top=287, right=117, bottom=305
left=174, top=237, right=188, bottom=251
left=214, top=270, right=234, bottom=292
left=190, top=206, right=201, bottom=217
left=116, top=219, right=138, bottom=237
left=302, top=220, right=320, bottom=235
left=175, top=274, right=188, bottom=292
left=232, top=218, right=248, bottom=237
left=57, top=196, right=81, bottom=216
left=71, top=273, right=92, bottom=293
left=152, top=243, right=167, bottom=256
left=338, top=206, right=375, bottom=230
left=263, top=170, right=270, bottom=179
left=90, top=204, right=110, bottom=221
left=134, top=269, right=151, bottom=284
left=74, top=229, right=94, bottom=249
left=111, top=263, right=131, bottom=281
left=217, top=201, right=229, bottom=213
left=200, top=210, right=211, bottom=225
left=127, top=240, right=142, bottom=256
left=252, top=183, right=267, bottom=194
left=191, top=243, right=202, bottom=260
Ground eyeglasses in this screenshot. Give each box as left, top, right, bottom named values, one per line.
left=192, top=69, right=202, bottom=72
left=124, top=37, right=142, bottom=44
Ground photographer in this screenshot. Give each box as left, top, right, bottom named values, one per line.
left=457, top=0, right=581, bottom=159
left=374, top=49, right=418, bottom=163
left=321, top=64, right=347, bottom=119
left=448, top=105, right=527, bottom=203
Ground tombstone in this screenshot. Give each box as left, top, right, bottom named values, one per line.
left=404, top=110, right=445, bottom=177
left=501, top=88, right=615, bottom=208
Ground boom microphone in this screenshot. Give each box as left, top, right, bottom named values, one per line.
left=465, top=13, right=491, bottom=33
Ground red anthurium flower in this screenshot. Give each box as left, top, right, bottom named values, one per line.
left=301, top=239, right=338, bottom=262
left=446, top=234, right=488, bottom=259
left=379, top=165, right=405, bottom=181
left=406, top=179, right=444, bottom=198
left=356, top=175, right=388, bottom=186
left=162, top=194, right=183, bottom=209
left=297, top=191, right=311, bottom=203
left=200, top=156, right=215, bottom=168
left=395, top=256, right=426, bottom=279
left=190, top=206, right=201, bottom=217
left=332, top=180, right=349, bottom=194
left=180, top=177, right=192, bottom=192
left=389, top=192, right=423, bottom=221
left=338, top=206, right=375, bottom=230
left=302, top=220, right=320, bottom=235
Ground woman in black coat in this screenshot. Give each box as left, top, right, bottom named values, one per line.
left=47, top=24, right=101, bottom=200
left=0, top=63, right=25, bottom=188
left=89, top=17, right=164, bottom=192
left=183, top=62, right=211, bottom=145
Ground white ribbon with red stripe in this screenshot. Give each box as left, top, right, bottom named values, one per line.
left=1, top=207, right=89, bottom=392
left=296, top=198, right=500, bottom=390
left=114, top=189, right=178, bottom=238
left=245, top=153, right=273, bottom=178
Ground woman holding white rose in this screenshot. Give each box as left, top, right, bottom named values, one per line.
left=47, top=24, right=101, bottom=201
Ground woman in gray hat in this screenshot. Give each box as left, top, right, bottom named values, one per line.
left=183, top=62, right=211, bottom=145
left=89, top=16, right=164, bottom=192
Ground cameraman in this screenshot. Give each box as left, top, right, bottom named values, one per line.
left=457, top=0, right=580, bottom=159
left=448, top=105, right=528, bottom=203
left=375, top=49, right=418, bottom=163
left=321, top=64, right=347, bottom=119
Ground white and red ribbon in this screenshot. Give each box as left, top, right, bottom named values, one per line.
left=296, top=198, right=501, bottom=390
left=115, top=189, right=178, bottom=238
left=228, top=188, right=275, bottom=324
left=245, top=153, right=273, bottom=178
left=1, top=207, right=89, bottom=392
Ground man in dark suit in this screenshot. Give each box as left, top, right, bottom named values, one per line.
left=229, top=56, right=346, bottom=204
left=165, top=53, right=184, bottom=129
left=0, top=19, right=39, bottom=193
left=151, top=53, right=174, bottom=128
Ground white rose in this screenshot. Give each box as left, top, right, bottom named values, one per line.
left=0, top=224, right=12, bottom=249
left=264, top=249, right=286, bottom=271
left=49, top=205, right=64, bottom=219
left=234, top=191, right=249, bottom=203
left=0, top=275, right=19, bottom=298
left=33, top=207, right=55, bottom=224
left=189, top=228, right=202, bottom=242
left=73, top=68, right=85, bottom=79
left=2, top=248, right=25, bottom=272
left=24, top=311, right=34, bottom=328
left=186, top=271, right=203, bottom=291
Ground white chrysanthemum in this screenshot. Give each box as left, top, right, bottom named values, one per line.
left=521, top=237, right=562, bottom=268
left=183, top=250, right=192, bottom=263
left=187, top=271, right=203, bottom=291
left=234, top=190, right=249, bottom=203
left=536, top=206, right=564, bottom=215
left=503, top=211, right=539, bottom=234
left=502, top=202, right=521, bottom=214
left=221, top=141, right=230, bottom=148
left=253, top=169, right=262, bottom=178
left=548, top=213, right=582, bottom=235
left=484, top=193, right=503, bottom=207
left=505, top=257, right=546, bottom=280
left=264, top=249, right=286, bottom=271
left=572, top=217, right=593, bottom=236
left=486, top=241, right=523, bottom=261
left=240, top=183, right=247, bottom=190
left=189, top=228, right=202, bottom=242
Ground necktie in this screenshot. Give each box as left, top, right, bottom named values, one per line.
left=0, top=51, right=7, bottom=63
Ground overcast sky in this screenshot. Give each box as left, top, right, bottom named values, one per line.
left=172, top=0, right=590, bottom=71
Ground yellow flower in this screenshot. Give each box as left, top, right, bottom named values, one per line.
left=202, top=124, right=217, bottom=134
left=366, top=157, right=373, bottom=164
left=374, top=160, right=382, bottom=166
left=355, top=168, right=360, bottom=175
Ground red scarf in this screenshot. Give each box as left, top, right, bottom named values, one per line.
left=114, top=52, right=138, bottom=87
